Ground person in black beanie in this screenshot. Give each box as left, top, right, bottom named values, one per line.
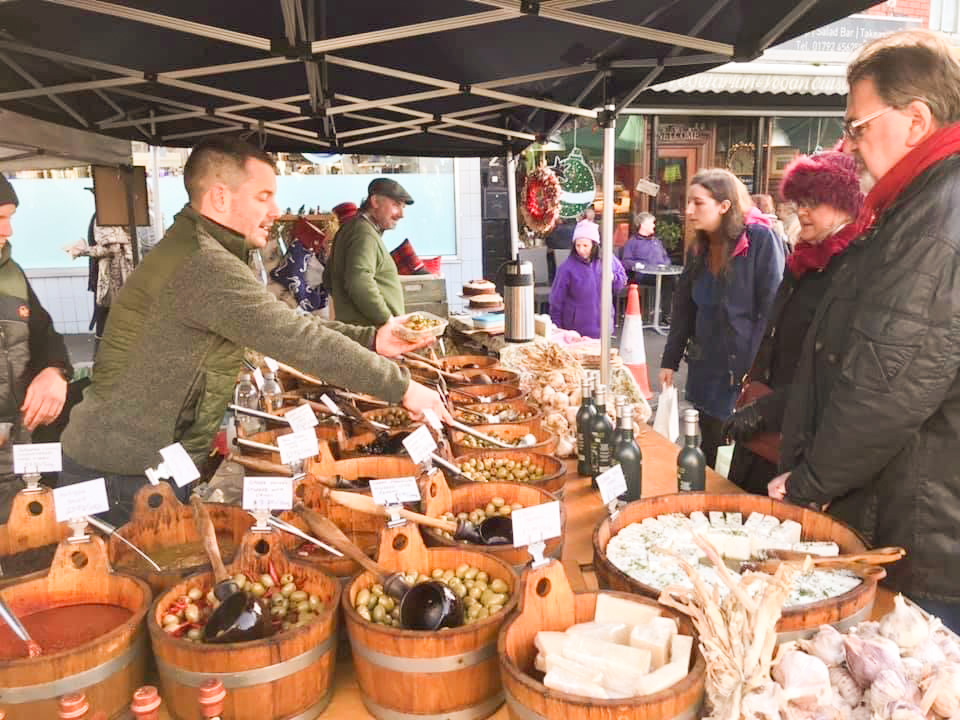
left=0, top=173, right=73, bottom=521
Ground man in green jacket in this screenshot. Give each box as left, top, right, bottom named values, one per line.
left=324, top=178, right=409, bottom=325
left=60, top=138, right=448, bottom=524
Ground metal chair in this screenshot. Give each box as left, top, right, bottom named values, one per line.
left=553, top=248, right=571, bottom=268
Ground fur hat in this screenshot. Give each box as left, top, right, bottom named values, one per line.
left=780, top=151, right=863, bottom=219
left=573, top=219, right=600, bottom=244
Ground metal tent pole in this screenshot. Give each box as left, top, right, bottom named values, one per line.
left=506, top=149, right=520, bottom=259
left=600, top=107, right=615, bottom=389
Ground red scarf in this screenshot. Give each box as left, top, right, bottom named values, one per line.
left=786, top=222, right=859, bottom=278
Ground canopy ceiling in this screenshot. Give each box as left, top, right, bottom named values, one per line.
left=0, top=0, right=879, bottom=156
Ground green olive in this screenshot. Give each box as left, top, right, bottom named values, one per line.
left=290, top=590, right=308, bottom=603
left=356, top=588, right=371, bottom=608
left=490, top=578, right=509, bottom=594
left=281, top=582, right=297, bottom=597
left=184, top=604, right=200, bottom=623
left=188, top=587, right=203, bottom=601
left=260, top=574, right=275, bottom=589
left=250, top=582, right=266, bottom=598
left=162, top=614, right=179, bottom=627
left=187, top=628, right=203, bottom=641
left=357, top=605, right=371, bottom=621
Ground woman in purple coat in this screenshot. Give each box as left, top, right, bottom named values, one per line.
left=549, top=220, right=627, bottom=338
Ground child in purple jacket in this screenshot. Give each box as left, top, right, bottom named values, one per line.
left=549, top=220, right=627, bottom=339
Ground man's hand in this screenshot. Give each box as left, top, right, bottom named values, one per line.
left=768, top=471, right=789, bottom=501
left=21, top=367, right=68, bottom=431
left=374, top=314, right=437, bottom=358
left=402, top=380, right=454, bottom=424
left=659, top=368, right=674, bottom=389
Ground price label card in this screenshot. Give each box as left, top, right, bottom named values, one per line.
left=319, top=394, right=342, bottom=416
left=263, top=356, right=279, bottom=373
left=422, top=408, right=443, bottom=431
left=13, top=442, right=62, bottom=474
left=53, top=478, right=109, bottom=521
left=242, top=476, right=293, bottom=511
left=402, top=425, right=437, bottom=465
left=369, top=477, right=421, bottom=505
left=285, top=403, right=319, bottom=433
left=596, top=464, right=627, bottom=505
left=277, top=430, right=320, bottom=465
left=252, top=368, right=265, bottom=390
left=512, top=501, right=562, bottom=548
left=159, top=443, right=201, bottom=488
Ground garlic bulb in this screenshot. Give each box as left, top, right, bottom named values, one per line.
left=885, top=700, right=926, bottom=720
left=773, top=650, right=832, bottom=705
left=741, top=682, right=784, bottom=720
left=881, top=595, right=930, bottom=650
left=852, top=621, right=882, bottom=640
left=867, top=669, right=909, bottom=715
left=555, top=435, right=575, bottom=458
left=547, top=370, right=566, bottom=390
left=900, top=657, right=928, bottom=685
left=829, top=666, right=864, bottom=707
left=844, top=635, right=905, bottom=688
left=905, top=638, right=946, bottom=667
left=921, top=663, right=960, bottom=718
left=800, top=625, right=847, bottom=667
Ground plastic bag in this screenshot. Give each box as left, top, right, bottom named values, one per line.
left=653, top=386, right=679, bottom=443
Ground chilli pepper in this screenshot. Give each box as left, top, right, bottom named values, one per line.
left=268, top=559, right=281, bottom=587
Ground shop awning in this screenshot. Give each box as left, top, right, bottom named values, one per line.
left=649, top=61, right=848, bottom=96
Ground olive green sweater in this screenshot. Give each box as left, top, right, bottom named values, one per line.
left=62, top=206, right=409, bottom=474
left=325, top=214, right=404, bottom=326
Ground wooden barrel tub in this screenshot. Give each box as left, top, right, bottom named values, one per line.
left=456, top=368, right=522, bottom=385
left=498, top=559, right=706, bottom=720
left=0, top=487, right=68, bottom=588
left=149, top=529, right=340, bottom=720
left=449, top=450, right=566, bottom=496
left=453, top=400, right=543, bottom=432
left=592, top=493, right=880, bottom=641
left=343, top=525, right=518, bottom=720
left=0, top=536, right=151, bottom=720
left=450, top=423, right=558, bottom=457
left=439, top=355, right=499, bottom=372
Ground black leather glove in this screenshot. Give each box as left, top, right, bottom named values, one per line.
left=721, top=404, right=765, bottom=443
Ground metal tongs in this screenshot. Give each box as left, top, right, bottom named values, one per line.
left=229, top=404, right=291, bottom=425
left=246, top=512, right=344, bottom=558
left=85, top=515, right=161, bottom=572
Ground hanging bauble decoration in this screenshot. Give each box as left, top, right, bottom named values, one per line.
left=520, top=164, right=562, bottom=235
left=558, top=147, right=597, bottom=219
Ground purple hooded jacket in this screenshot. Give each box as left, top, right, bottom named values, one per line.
left=622, top=232, right=671, bottom=268
left=549, top=250, right=627, bottom=338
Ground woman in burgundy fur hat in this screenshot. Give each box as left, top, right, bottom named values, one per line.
left=723, top=151, right=864, bottom=494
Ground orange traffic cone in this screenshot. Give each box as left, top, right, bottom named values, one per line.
left=620, top=284, right=653, bottom=399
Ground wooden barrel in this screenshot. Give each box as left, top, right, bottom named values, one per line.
left=0, top=487, right=68, bottom=588
left=450, top=451, right=566, bottom=496
left=452, top=384, right=525, bottom=406
left=109, top=483, right=254, bottom=594
left=457, top=368, right=521, bottom=385
left=361, top=406, right=418, bottom=431
left=439, top=355, right=499, bottom=372
left=337, top=429, right=413, bottom=459
left=419, top=473, right=564, bottom=570
left=149, top=528, right=340, bottom=720
left=450, top=423, right=558, bottom=456
left=592, top=493, right=879, bottom=641
left=454, top=400, right=542, bottom=432
left=343, top=524, right=518, bottom=720
left=237, top=419, right=343, bottom=446
left=0, top=536, right=151, bottom=720
left=498, top=559, right=705, bottom=720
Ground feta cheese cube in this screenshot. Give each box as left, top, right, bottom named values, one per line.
left=565, top=621, right=630, bottom=645
left=594, top=594, right=660, bottom=627
left=544, top=653, right=603, bottom=684
left=689, top=511, right=710, bottom=530
left=743, top=512, right=766, bottom=531
left=636, top=661, right=689, bottom=695
left=725, top=512, right=743, bottom=527
left=708, top=511, right=726, bottom=528
left=629, top=617, right=677, bottom=669
left=723, top=532, right=752, bottom=561
left=791, top=541, right=839, bottom=557
left=535, top=631, right=566, bottom=657
left=771, top=519, right=802, bottom=545
left=562, top=636, right=653, bottom=676
left=670, top=634, right=694, bottom=669
left=544, top=668, right=609, bottom=699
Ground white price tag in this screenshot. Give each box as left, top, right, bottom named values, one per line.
left=53, top=478, right=109, bottom=521
left=369, top=477, right=421, bottom=505
left=285, top=403, right=319, bottom=433
left=596, top=464, right=627, bottom=505
left=263, top=356, right=279, bottom=373
left=252, top=368, right=265, bottom=390
left=13, top=442, right=62, bottom=474
left=319, top=394, right=342, bottom=416
left=158, top=443, right=201, bottom=488
left=422, top=408, right=442, bottom=431
left=512, top=501, right=562, bottom=548
left=242, top=476, right=293, bottom=511
left=276, top=430, right=320, bottom=465
left=402, top=425, right=437, bottom=465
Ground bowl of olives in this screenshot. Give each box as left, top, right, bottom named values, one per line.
left=449, top=450, right=566, bottom=496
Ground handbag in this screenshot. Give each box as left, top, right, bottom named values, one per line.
left=735, top=380, right=781, bottom=465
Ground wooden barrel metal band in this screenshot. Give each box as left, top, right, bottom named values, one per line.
left=275, top=688, right=334, bottom=720
left=503, top=686, right=701, bottom=720
left=775, top=601, right=874, bottom=644
left=350, top=639, right=496, bottom=672
left=154, top=633, right=334, bottom=688
left=0, top=632, right=147, bottom=704
left=361, top=692, right=504, bottom=720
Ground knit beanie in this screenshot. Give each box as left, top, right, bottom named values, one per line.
left=573, top=219, right=600, bottom=244
left=0, top=174, right=18, bottom=207
left=780, top=151, right=863, bottom=219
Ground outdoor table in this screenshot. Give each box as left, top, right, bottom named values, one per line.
left=634, top=263, right=683, bottom=336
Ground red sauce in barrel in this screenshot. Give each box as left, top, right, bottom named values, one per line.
left=0, top=604, right=132, bottom=660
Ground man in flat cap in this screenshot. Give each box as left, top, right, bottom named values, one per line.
left=0, top=174, right=72, bottom=520
left=324, top=178, right=412, bottom=326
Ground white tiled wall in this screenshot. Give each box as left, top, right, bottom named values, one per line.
left=26, top=269, right=94, bottom=335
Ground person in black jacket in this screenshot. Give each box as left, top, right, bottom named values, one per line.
left=769, top=29, right=960, bottom=629
left=723, top=152, right=863, bottom=494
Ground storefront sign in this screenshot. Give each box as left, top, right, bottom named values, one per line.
left=657, top=124, right=710, bottom=143
left=773, top=15, right=921, bottom=55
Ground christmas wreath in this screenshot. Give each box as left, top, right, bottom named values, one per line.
left=521, top=165, right=561, bottom=235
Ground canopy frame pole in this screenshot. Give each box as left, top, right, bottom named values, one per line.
left=599, top=106, right=616, bottom=389
left=341, top=129, right=422, bottom=148
left=546, top=70, right=606, bottom=139
left=757, top=0, right=823, bottom=53
left=0, top=50, right=89, bottom=127
left=327, top=89, right=460, bottom=116
left=427, top=128, right=502, bottom=146
left=506, top=149, right=520, bottom=259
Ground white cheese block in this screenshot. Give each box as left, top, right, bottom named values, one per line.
left=544, top=653, right=603, bottom=684
left=792, top=541, right=839, bottom=557
left=535, top=652, right=546, bottom=672
left=751, top=537, right=792, bottom=556
left=562, top=636, right=652, bottom=676
left=544, top=667, right=609, bottom=699
left=757, top=515, right=781, bottom=535
left=629, top=618, right=677, bottom=669
left=708, top=511, right=725, bottom=528
left=743, top=512, right=766, bottom=531
left=771, top=519, right=802, bottom=545
left=594, top=594, right=660, bottom=627
left=689, top=511, right=709, bottom=530
left=670, top=634, right=694, bottom=669
left=636, top=661, right=689, bottom=695
left=535, top=631, right=566, bottom=657
left=725, top=512, right=742, bottom=527
left=723, top=532, right=752, bottom=561
left=700, top=529, right=727, bottom=556
left=565, top=621, right=630, bottom=645
left=600, top=664, right=652, bottom=697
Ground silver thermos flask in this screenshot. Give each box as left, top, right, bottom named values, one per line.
left=504, top=258, right=534, bottom=343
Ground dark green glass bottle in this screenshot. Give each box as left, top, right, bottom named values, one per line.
left=677, top=408, right=706, bottom=492
left=613, top=404, right=643, bottom=502
left=589, top=384, right=615, bottom=483
left=575, top=376, right=596, bottom=477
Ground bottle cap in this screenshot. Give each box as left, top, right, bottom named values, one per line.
left=594, top=384, right=607, bottom=404
left=239, top=372, right=252, bottom=382
left=682, top=408, right=699, bottom=435
left=581, top=375, right=593, bottom=392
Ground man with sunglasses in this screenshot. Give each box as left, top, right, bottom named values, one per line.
left=770, top=29, right=960, bottom=629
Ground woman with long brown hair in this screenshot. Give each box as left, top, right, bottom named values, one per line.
left=659, top=168, right=784, bottom=467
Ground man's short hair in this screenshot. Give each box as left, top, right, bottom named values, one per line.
left=183, top=136, right=277, bottom=204
left=848, top=29, right=960, bottom=126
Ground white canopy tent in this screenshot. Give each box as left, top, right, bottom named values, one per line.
left=0, top=108, right=130, bottom=171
